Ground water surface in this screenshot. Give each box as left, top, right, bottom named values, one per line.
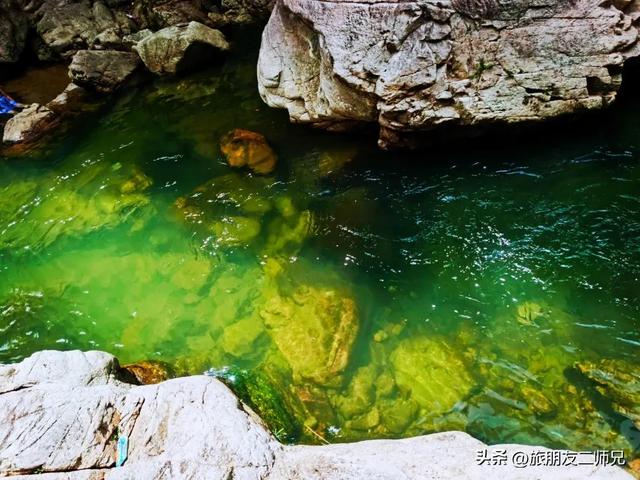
left=1, top=35, right=639, bottom=453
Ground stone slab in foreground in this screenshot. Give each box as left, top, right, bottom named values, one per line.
left=0, top=350, right=633, bottom=479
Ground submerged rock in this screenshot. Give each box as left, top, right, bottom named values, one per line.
left=134, top=21, right=230, bottom=75
left=390, top=336, right=474, bottom=416
left=2, top=103, right=59, bottom=145
left=174, top=173, right=312, bottom=255
left=576, top=359, right=640, bottom=428
left=258, top=0, right=640, bottom=148
left=260, top=285, right=359, bottom=386
left=221, top=129, right=278, bottom=175
left=0, top=164, right=153, bottom=251
left=221, top=315, right=266, bottom=358
left=69, top=50, right=143, bottom=93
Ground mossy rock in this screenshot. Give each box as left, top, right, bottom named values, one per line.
left=174, top=173, right=273, bottom=227
left=378, top=397, right=420, bottom=434
left=260, top=285, right=359, bottom=386
left=0, top=164, right=153, bottom=252
left=576, top=359, right=640, bottom=427
left=211, top=215, right=262, bottom=247
left=209, top=366, right=301, bottom=443
left=333, top=365, right=377, bottom=419
left=390, top=336, right=474, bottom=415
left=264, top=209, right=313, bottom=257
left=221, top=314, right=266, bottom=358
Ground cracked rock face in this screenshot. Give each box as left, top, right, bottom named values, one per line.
left=258, top=0, right=640, bottom=148
left=0, top=350, right=635, bottom=479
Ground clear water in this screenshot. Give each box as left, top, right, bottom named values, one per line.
left=1, top=33, right=639, bottom=453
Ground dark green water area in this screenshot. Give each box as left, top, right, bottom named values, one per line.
left=1, top=34, right=639, bottom=453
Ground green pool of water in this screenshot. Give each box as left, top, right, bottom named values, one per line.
left=1, top=35, right=639, bottom=453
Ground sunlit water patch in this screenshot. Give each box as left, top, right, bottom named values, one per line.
left=1, top=34, right=639, bottom=454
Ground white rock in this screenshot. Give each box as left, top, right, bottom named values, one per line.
left=258, top=0, right=640, bottom=148
left=134, top=21, right=230, bottom=75
left=0, top=350, right=634, bottom=479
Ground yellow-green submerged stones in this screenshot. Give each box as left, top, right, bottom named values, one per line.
left=390, top=336, right=473, bottom=415
left=260, top=285, right=359, bottom=386
left=174, top=173, right=313, bottom=255
left=0, top=164, right=153, bottom=252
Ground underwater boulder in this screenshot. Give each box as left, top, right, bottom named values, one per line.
left=264, top=209, right=313, bottom=256
left=390, top=336, right=474, bottom=416
left=174, top=173, right=273, bottom=225
left=207, top=365, right=301, bottom=442
left=211, top=215, right=262, bottom=247
left=0, top=164, right=153, bottom=252
left=221, top=315, right=266, bottom=358
left=260, top=285, right=359, bottom=386
left=221, top=129, right=278, bottom=175
left=576, top=359, right=640, bottom=428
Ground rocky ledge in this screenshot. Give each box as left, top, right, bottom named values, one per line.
left=258, top=0, right=640, bottom=148
left=0, top=350, right=634, bottom=479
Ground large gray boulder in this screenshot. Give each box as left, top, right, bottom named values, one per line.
left=258, top=0, right=640, bottom=148
left=134, top=21, right=230, bottom=75
left=69, top=50, right=142, bottom=93
left=0, top=350, right=634, bottom=479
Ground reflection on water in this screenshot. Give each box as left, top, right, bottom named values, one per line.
left=1, top=34, right=639, bottom=453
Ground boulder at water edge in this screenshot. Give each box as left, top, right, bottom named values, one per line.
left=69, top=50, right=143, bottom=93
left=134, top=21, right=230, bottom=75
left=0, top=350, right=634, bottom=479
left=258, top=0, right=640, bottom=148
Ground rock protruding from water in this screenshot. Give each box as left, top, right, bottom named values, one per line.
left=258, top=0, right=640, bottom=148
left=221, top=128, right=278, bottom=175
left=69, top=50, right=143, bottom=93
left=0, top=350, right=634, bottom=479
left=2, top=103, right=58, bottom=145
left=134, top=21, right=230, bottom=75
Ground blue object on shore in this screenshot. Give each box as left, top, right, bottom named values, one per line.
left=116, top=435, right=129, bottom=467
left=0, top=94, right=19, bottom=115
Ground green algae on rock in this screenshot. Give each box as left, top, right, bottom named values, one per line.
left=576, top=359, right=640, bottom=428
left=0, top=163, right=153, bottom=253
left=260, top=285, right=359, bottom=386
left=390, top=336, right=474, bottom=416
left=174, top=172, right=313, bottom=255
